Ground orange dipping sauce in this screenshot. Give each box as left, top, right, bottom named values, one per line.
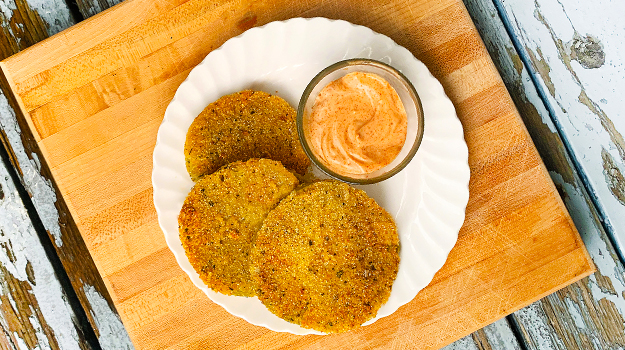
left=305, top=72, right=408, bottom=175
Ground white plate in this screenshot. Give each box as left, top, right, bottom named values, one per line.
left=152, top=17, right=470, bottom=335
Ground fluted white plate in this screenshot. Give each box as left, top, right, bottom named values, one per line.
left=153, top=17, right=470, bottom=335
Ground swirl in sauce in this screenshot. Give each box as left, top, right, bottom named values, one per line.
left=306, top=72, right=408, bottom=175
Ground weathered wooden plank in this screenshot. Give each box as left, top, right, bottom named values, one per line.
left=0, top=0, right=75, bottom=60
left=74, top=0, right=124, bottom=19
left=511, top=182, right=625, bottom=350
left=1, top=0, right=520, bottom=348
left=479, top=318, right=524, bottom=350
left=444, top=319, right=523, bottom=350
left=0, top=82, right=134, bottom=350
left=464, top=0, right=625, bottom=349
left=0, top=1, right=616, bottom=349
left=0, top=0, right=133, bottom=349
left=2, top=0, right=596, bottom=346
left=0, top=147, right=93, bottom=350
left=496, top=0, right=625, bottom=260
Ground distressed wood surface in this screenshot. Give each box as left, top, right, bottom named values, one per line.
left=0, top=0, right=596, bottom=348
left=464, top=0, right=625, bottom=349
left=495, top=0, right=625, bottom=261
left=0, top=0, right=133, bottom=349
left=0, top=0, right=74, bottom=60
left=443, top=319, right=523, bottom=350
left=0, top=0, right=521, bottom=349
left=0, top=0, right=623, bottom=349
left=0, top=149, right=94, bottom=350
left=74, top=0, right=123, bottom=19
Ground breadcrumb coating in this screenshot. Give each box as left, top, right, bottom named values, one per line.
left=250, top=180, right=399, bottom=333
left=184, top=90, right=310, bottom=181
left=178, top=159, right=299, bottom=296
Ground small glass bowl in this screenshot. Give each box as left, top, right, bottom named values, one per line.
left=297, top=59, right=425, bottom=184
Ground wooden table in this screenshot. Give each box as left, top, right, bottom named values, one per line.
left=0, top=0, right=623, bottom=349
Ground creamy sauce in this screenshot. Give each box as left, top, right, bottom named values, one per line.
left=306, top=72, right=408, bottom=175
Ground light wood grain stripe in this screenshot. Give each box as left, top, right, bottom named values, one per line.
left=92, top=221, right=167, bottom=278
left=416, top=234, right=583, bottom=325
left=115, top=273, right=204, bottom=336
left=395, top=2, right=474, bottom=57
left=465, top=111, right=540, bottom=193
left=16, top=0, right=239, bottom=111
left=108, top=247, right=182, bottom=303
left=463, top=166, right=546, bottom=234
left=446, top=194, right=562, bottom=280
left=39, top=71, right=186, bottom=168
left=81, top=188, right=156, bottom=250
left=130, top=294, right=270, bottom=350
left=441, top=56, right=501, bottom=103
left=3, top=0, right=187, bottom=81
left=419, top=31, right=489, bottom=79
left=65, top=152, right=152, bottom=226
left=30, top=22, right=210, bottom=139
left=454, top=84, right=514, bottom=130
left=435, top=218, right=577, bottom=300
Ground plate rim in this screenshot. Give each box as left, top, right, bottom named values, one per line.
left=152, top=16, right=470, bottom=335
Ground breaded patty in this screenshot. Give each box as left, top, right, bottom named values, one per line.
left=184, top=90, right=310, bottom=181
left=178, top=159, right=299, bottom=296
left=250, top=180, right=399, bottom=333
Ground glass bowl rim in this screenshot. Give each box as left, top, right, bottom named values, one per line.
left=296, top=58, right=425, bottom=184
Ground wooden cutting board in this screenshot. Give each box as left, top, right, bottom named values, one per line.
left=0, top=0, right=594, bottom=348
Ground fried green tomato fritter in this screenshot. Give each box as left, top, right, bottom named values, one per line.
left=250, top=180, right=400, bottom=333
left=178, top=159, right=299, bottom=296
left=184, top=90, right=310, bottom=181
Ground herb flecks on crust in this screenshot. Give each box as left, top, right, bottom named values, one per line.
left=251, top=180, right=400, bottom=333
left=179, top=158, right=299, bottom=296
left=184, top=90, right=310, bottom=181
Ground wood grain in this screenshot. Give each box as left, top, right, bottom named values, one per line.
left=75, top=0, right=124, bottom=19
left=498, top=0, right=625, bottom=261
left=0, top=0, right=594, bottom=348
left=0, top=146, right=93, bottom=350
left=445, top=318, right=524, bottom=350
left=0, top=66, right=136, bottom=350
left=464, top=0, right=625, bottom=348
left=0, top=1, right=133, bottom=349
left=0, top=0, right=58, bottom=60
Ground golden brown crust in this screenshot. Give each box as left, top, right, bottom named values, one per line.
left=250, top=180, right=400, bottom=333
left=178, top=159, right=299, bottom=296
left=184, top=90, right=310, bottom=181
